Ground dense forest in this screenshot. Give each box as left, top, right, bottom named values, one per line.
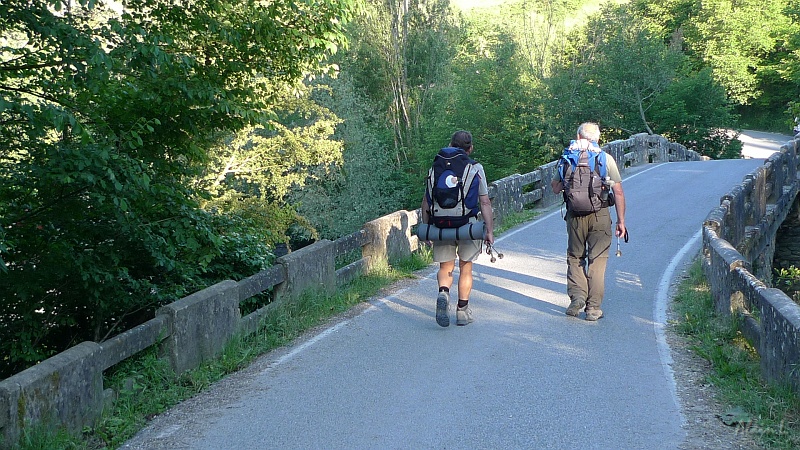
left=2, top=0, right=799, bottom=378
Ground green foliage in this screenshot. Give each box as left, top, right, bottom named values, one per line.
left=199, top=82, right=344, bottom=246
left=15, top=423, right=88, bottom=450
left=679, top=0, right=789, bottom=105
left=545, top=2, right=740, bottom=157
left=431, top=25, right=510, bottom=177
left=425, top=6, right=545, bottom=180
left=548, top=4, right=683, bottom=135
left=775, top=266, right=800, bottom=303
left=0, top=0, right=355, bottom=377
left=336, top=0, right=465, bottom=211
left=327, top=0, right=580, bottom=219
left=202, top=84, right=345, bottom=203
left=650, top=68, right=741, bottom=158
left=633, top=0, right=800, bottom=126
left=395, top=244, right=434, bottom=272
left=495, top=209, right=541, bottom=234
left=507, top=0, right=575, bottom=79
left=344, top=0, right=458, bottom=155
left=292, top=74, right=411, bottom=239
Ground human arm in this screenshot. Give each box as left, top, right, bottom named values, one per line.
left=611, top=182, right=626, bottom=238
left=421, top=195, right=431, bottom=224
left=479, top=194, right=494, bottom=245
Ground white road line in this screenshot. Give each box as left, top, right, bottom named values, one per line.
left=653, top=228, right=702, bottom=426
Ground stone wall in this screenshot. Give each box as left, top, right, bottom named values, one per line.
left=774, top=199, right=800, bottom=271
left=701, top=138, right=800, bottom=390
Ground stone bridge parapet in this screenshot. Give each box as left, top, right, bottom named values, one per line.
left=702, top=138, right=800, bottom=390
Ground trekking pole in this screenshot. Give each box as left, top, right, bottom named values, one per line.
left=615, top=229, right=629, bottom=257
left=485, top=242, right=504, bottom=263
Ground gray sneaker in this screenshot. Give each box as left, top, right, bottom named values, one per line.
left=436, top=291, right=450, bottom=327
left=585, top=308, right=604, bottom=321
left=566, top=298, right=586, bottom=317
left=456, top=306, right=473, bottom=326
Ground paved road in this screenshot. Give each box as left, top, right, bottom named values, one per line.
left=739, top=129, right=794, bottom=159
left=122, top=135, right=785, bottom=450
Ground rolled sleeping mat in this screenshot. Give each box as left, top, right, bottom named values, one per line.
left=416, top=221, right=485, bottom=241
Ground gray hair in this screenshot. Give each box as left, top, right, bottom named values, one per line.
left=577, top=122, right=601, bottom=142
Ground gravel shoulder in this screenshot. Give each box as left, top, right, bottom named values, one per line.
left=663, top=269, right=762, bottom=450
left=667, top=324, right=762, bottom=450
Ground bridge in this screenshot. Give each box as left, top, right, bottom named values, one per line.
left=2, top=132, right=799, bottom=449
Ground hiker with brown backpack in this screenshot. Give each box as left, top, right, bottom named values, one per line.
left=551, top=122, right=627, bottom=321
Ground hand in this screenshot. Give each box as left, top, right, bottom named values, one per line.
left=616, top=223, right=627, bottom=241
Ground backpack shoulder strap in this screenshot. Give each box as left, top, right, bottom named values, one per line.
left=592, top=150, right=608, bottom=178
left=461, top=160, right=480, bottom=189
left=601, top=151, right=608, bottom=177
left=558, top=149, right=577, bottom=180
left=427, top=150, right=445, bottom=203
left=425, top=166, right=435, bottom=203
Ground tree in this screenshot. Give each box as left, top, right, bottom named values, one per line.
left=544, top=3, right=739, bottom=158
left=292, top=74, right=410, bottom=239
left=343, top=0, right=458, bottom=158
left=577, top=6, right=684, bottom=135
left=631, top=0, right=800, bottom=130
left=680, top=0, right=790, bottom=105
left=200, top=82, right=345, bottom=247
left=0, top=0, right=355, bottom=377
left=416, top=4, right=549, bottom=182
left=513, top=0, right=575, bottom=79
left=650, top=68, right=741, bottom=158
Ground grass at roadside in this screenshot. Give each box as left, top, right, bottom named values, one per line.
left=495, top=208, right=541, bottom=234
left=672, top=259, right=800, bottom=449
left=15, top=250, right=433, bottom=450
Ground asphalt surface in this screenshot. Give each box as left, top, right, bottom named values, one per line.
left=739, top=129, right=794, bottom=159
left=121, top=133, right=788, bottom=450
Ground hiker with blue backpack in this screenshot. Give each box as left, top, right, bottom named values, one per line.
left=421, top=130, right=494, bottom=327
left=551, top=122, right=627, bottom=321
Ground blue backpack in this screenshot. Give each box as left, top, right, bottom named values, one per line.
left=556, top=142, right=612, bottom=216
left=426, top=147, right=481, bottom=228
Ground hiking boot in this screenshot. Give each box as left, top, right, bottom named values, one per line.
left=456, top=306, right=473, bottom=326
left=436, top=291, right=450, bottom=327
left=585, top=309, right=604, bottom=321
left=566, top=298, right=586, bottom=317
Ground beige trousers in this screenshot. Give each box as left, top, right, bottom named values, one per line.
left=565, top=208, right=613, bottom=310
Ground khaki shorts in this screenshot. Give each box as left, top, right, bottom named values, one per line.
left=433, top=238, right=482, bottom=263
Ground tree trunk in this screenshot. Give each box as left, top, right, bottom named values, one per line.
left=636, top=90, right=654, bottom=134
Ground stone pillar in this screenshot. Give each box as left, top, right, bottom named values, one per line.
left=157, top=280, right=241, bottom=374
left=758, top=288, right=800, bottom=391
left=362, top=211, right=416, bottom=269
left=0, top=342, right=104, bottom=447
left=275, top=239, right=336, bottom=302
